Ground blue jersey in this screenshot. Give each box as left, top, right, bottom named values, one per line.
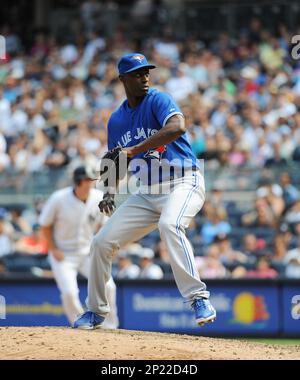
left=107, top=88, right=199, bottom=184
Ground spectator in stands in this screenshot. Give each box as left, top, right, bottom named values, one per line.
left=242, top=233, right=266, bottom=257
left=186, top=218, right=199, bottom=243
left=155, top=240, right=170, bottom=264
left=165, top=63, right=196, bottom=102
left=14, top=223, right=48, bottom=255
left=284, top=238, right=300, bottom=278
left=153, top=29, right=180, bottom=64
left=273, top=233, right=288, bottom=262
left=214, top=234, right=248, bottom=268
left=138, top=248, right=164, bottom=280
left=253, top=184, right=285, bottom=229
left=0, top=132, right=11, bottom=173
left=264, top=142, right=288, bottom=167
left=116, top=251, right=140, bottom=279
left=241, top=198, right=276, bottom=228
left=30, top=33, right=51, bottom=60
left=201, top=200, right=215, bottom=223
left=122, top=242, right=143, bottom=255
left=9, top=206, right=31, bottom=240
left=209, top=185, right=227, bottom=210
left=0, top=209, right=13, bottom=258
left=153, top=240, right=173, bottom=275
left=263, top=184, right=285, bottom=220
left=284, top=200, right=300, bottom=226
left=294, top=222, right=300, bottom=237
left=22, top=194, right=46, bottom=226
left=1, top=25, right=22, bottom=55
left=279, top=172, right=299, bottom=210
left=195, top=244, right=227, bottom=279
left=246, top=256, right=278, bottom=279
left=280, top=223, right=297, bottom=249
left=201, top=207, right=232, bottom=245
left=293, top=146, right=300, bottom=162
left=285, top=257, right=300, bottom=278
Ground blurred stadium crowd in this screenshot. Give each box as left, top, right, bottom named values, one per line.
left=0, top=6, right=300, bottom=280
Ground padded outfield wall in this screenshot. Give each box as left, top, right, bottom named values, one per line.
left=0, top=278, right=299, bottom=337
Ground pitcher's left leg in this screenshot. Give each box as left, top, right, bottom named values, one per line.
left=158, top=172, right=209, bottom=300
left=158, top=172, right=216, bottom=325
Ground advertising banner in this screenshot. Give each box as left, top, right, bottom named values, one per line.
left=0, top=280, right=291, bottom=336
left=0, top=283, right=86, bottom=326
left=281, top=285, right=300, bottom=336
left=121, top=282, right=279, bottom=335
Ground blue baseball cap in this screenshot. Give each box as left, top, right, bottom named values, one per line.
left=118, top=53, right=156, bottom=75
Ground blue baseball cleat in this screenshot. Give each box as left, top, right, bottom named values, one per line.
left=192, top=298, right=216, bottom=326
left=73, top=311, right=104, bottom=330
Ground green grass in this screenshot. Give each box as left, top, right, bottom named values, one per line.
left=245, top=338, right=300, bottom=346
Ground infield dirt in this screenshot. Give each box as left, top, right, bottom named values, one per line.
left=1, top=327, right=299, bottom=360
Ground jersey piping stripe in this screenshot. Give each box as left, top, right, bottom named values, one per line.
left=175, top=173, right=198, bottom=277
left=162, top=112, right=184, bottom=127
left=179, top=174, right=198, bottom=278
left=181, top=173, right=198, bottom=277
left=176, top=174, right=197, bottom=276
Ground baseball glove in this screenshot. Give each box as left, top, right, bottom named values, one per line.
left=99, top=146, right=129, bottom=188
left=98, top=146, right=130, bottom=216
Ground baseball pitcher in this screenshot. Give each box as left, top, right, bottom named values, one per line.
left=74, top=53, right=216, bottom=329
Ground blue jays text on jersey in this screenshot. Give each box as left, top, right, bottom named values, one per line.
left=107, top=88, right=199, bottom=184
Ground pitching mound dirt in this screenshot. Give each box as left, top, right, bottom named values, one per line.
left=1, top=327, right=299, bottom=360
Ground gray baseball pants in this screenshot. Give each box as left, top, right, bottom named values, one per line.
left=87, top=170, right=209, bottom=317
